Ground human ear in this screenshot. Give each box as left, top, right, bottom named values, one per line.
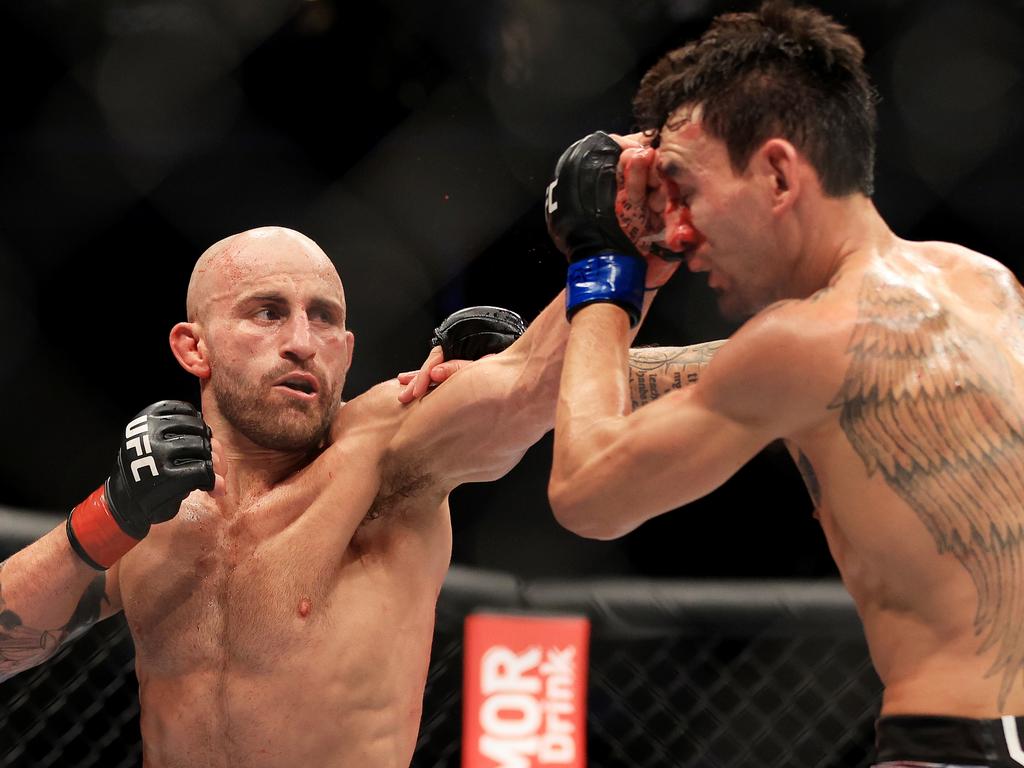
left=758, top=138, right=800, bottom=212
left=169, top=322, right=211, bottom=379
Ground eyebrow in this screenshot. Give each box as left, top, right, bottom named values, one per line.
left=238, top=292, right=345, bottom=319
left=308, top=297, right=346, bottom=323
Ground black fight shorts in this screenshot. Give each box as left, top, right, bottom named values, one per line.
left=874, top=715, right=1024, bottom=768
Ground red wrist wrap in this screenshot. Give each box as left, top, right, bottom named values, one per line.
left=67, top=485, right=141, bottom=570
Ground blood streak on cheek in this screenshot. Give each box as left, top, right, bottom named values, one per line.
left=298, top=598, right=311, bottom=618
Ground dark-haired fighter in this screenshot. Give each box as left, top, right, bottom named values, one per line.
left=547, top=3, right=1024, bottom=766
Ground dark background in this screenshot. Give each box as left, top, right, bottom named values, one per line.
left=0, top=0, right=1021, bottom=580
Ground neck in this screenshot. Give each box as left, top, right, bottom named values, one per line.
left=221, top=440, right=317, bottom=498
left=200, top=397, right=321, bottom=499
left=789, top=193, right=895, bottom=296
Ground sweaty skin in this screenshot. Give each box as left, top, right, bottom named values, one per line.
left=115, top=228, right=568, bottom=768
left=551, top=114, right=1024, bottom=717
left=0, top=219, right=687, bottom=765
left=0, top=226, right=574, bottom=768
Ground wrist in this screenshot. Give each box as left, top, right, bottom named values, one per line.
left=66, top=483, right=145, bottom=571
left=566, top=253, right=646, bottom=327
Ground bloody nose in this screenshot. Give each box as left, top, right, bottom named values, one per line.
left=665, top=204, right=704, bottom=253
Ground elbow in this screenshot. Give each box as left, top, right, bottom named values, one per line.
left=548, top=478, right=629, bottom=541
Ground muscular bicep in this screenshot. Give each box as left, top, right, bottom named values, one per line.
left=629, top=341, right=726, bottom=409
left=388, top=353, right=556, bottom=490
left=551, top=384, right=773, bottom=538
left=552, top=302, right=847, bottom=539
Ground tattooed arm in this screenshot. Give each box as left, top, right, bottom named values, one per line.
left=550, top=301, right=844, bottom=539
left=628, top=341, right=726, bottom=409
left=0, top=524, right=122, bottom=682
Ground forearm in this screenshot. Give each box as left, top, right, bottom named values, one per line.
left=551, top=308, right=736, bottom=538
left=551, top=304, right=633, bottom=515
left=555, top=305, right=717, bottom=479
left=629, top=340, right=727, bottom=409
left=0, top=525, right=113, bottom=681
left=500, top=289, right=571, bottom=426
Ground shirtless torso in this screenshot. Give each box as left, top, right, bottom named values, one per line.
left=617, top=240, right=1024, bottom=717
left=0, top=226, right=575, bottom=768
left=786, top=243, right=1024, bottom=716
left=116, top=382, right=451, bottom=768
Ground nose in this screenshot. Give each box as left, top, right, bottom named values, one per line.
left=281, top=312, right=316, bottom=363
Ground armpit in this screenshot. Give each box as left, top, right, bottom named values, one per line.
left=363, top=464, right=434, bottom=524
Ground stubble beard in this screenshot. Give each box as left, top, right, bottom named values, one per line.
left=715, top=273, right=781, bottom=322
left=716, top=287, right=760, bottom=322
left=211, top=368, right=339, bottom=452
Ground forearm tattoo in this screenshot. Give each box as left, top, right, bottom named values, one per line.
left=0, top=560, right=109, bottom=680
left=830, top=273, right=1024, bottom=708
left=628, top=341, right=726, bottom=410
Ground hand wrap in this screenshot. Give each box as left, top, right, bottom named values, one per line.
left=67, top=400, right=214, bottom=570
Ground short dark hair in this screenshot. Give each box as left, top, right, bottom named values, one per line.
left=633, top=1, right=878, bottom=196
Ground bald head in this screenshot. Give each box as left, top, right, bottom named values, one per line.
left=172, top=226, right=354, bottom=454
left=186, top=227, right=344, bottom=324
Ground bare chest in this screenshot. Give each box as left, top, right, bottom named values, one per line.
left=119, top=465, right=452, bottom=676
left=120, top=501, right=336, bottom=672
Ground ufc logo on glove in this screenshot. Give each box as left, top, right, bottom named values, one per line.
left=545, top=180, right=558, bottom=215
left=125, top=413, right=159, bottom=482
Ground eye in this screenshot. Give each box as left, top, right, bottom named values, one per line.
left=662, top=177, right=691, bottom=207
left=308, top=305, right=342, bottom=325
left=255, top=307, right=281, bottom=321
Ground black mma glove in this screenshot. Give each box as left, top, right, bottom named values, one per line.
left=545, top=131, right=646, bottom=326
left=431, top=306, right=526, bottom=360
left=67, top=400, right=215, bottom=570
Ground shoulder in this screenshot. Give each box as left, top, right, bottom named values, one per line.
left=695, top=285, right=858, bottom=436
left=911, top=239, right=1014, bottom=287
left=930, top=241, right=1022, bottom=304
left=714, top=288, right=856, bottom=378
left=328, top=378, right=407, bottom=444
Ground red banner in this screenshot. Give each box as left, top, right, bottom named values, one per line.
left=462, top=613, right=590, bottom=768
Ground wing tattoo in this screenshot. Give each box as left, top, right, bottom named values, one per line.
left=830, top=273, right=1024, bottom=708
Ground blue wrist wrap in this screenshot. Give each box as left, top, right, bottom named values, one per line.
left=566, top=253, right=646, bottom=327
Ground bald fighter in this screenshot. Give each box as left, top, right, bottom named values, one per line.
left=546, top=3, right=1024, bottom=767
left=3, top=225, right=699, bottom=765
left=0, top=226, right=578, bottom=768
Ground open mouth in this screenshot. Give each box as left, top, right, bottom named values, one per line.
left=275, top=373, right=319, bottom=396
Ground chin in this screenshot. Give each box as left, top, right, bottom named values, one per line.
left=715, top=293, right=751, bottom=322
left=259, top=421, right=329, bottom=452
left=716, top=285, right=777, bottom=321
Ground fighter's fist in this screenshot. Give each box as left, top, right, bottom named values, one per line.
left=398, top=306, right=526, bottom=403
left=67, top=400, right=216, bottom=570
left=431, top=306, right=525, bottom=361
left=545, top=131, right=641, bottom=264
left=545, top=131, right=646, bottom=327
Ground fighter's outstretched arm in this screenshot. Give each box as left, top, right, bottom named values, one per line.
left=387, top=293, right=570, bottom=490
left=549, top=302, right=836, bottom=539
left=388, top=265, right=710, bottom=489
